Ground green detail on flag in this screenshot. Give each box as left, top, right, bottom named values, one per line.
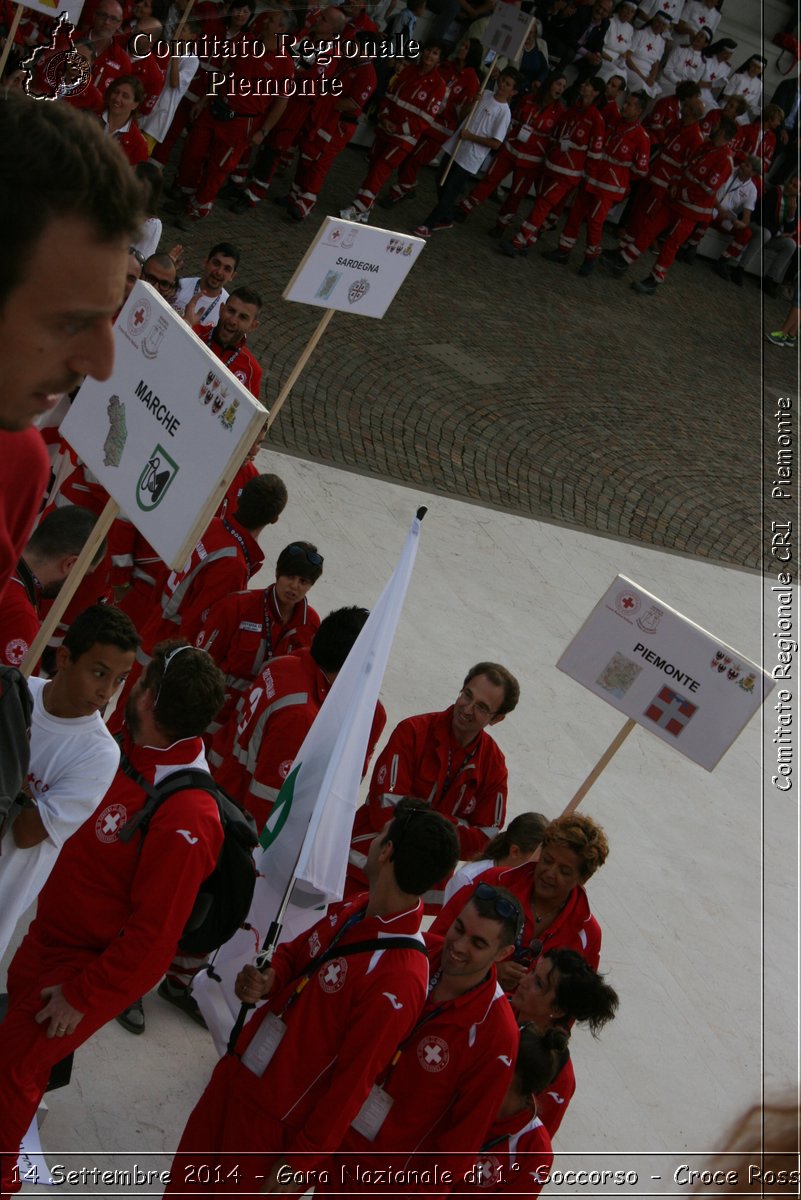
left=259, top=763, right=301, bottom=850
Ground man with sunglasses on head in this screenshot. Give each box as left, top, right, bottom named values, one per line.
left=0, top=642, right=226, bottom=1195
left=347, top=663, right=520, bottom=910
left=331, top=882, right=522, bottom=1195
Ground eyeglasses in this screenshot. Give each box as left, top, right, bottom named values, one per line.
left=286, top=544, right=324, bottom=567
left=474, top=883, right=524, bottom=941
left=129, top=247, right=145, bottom=266
left=514, top=935, right=544, bottom=966
left=458, top=686, right=497, bottom=719
left=154, top=644, right=195, bottom=707
left=144, top=271, right=176, bottom=295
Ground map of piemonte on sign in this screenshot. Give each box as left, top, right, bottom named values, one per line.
left=557, top=575, right=775, bottom=770
left=282, top=217, right=426, bottom=319
left=59, top=281, right=267, bottom=569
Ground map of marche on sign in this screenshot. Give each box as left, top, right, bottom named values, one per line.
left=59, top=280, right=267, bottom=569
left=282, top=216, right=426, bottom=319
left=482, top=1, right=535, bottom=60
left=556, top=575, right=775, bottom=771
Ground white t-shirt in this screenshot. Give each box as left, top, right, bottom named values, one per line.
left=447, top=93, right=512, bottom=176
left=442, top=857, right=493, bottom=905
left=0, top=677, right=120, bottom=959
left=173, top=277, right=229, bottom=326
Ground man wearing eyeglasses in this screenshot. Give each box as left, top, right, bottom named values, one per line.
left=83, top=0, right=133, bottom=93
left=347, top=662, right=520, bottom=909
left=142, top=251, right=179, bottom=305
left=0, top=642, right=226, bottom=1195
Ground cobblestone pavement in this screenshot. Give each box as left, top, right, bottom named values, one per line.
left=166, top=143, right=798, bottom=572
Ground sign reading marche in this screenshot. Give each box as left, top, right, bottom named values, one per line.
left=557, top=575, right=774, bottom=771
left=59, top=281, right=267, bottom=569
left=283, top=216, right=426, bottom=319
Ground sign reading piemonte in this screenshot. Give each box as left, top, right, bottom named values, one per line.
left=59, top=281, right=267, bottom=569
left=282, top=216, right=426, bottom=319
left=556, top=575, right=774, bottom=771
left=482, top=1, right=535, bottom=60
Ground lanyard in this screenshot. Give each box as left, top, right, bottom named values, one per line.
left=440, top=743, right=478, bottom=803
left=222, top=518, right=252, bottom=577
left=206, top=325, right=243, bottom=375
left=261, top=587, right=275, bottom=660
left=376, top=992, right=449, bottom=1088
left=15, top=559, right=40, bottom=608
left=276, top=907, right=367, bottom=1020
left=195, top=281, right=222, bottom=324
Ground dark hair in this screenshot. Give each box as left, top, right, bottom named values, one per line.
left=150, top=0, right=170, bottom=22
left=463, top=662, right=520, bottom=715
left=423, top=38, right=446, bottom=54
left=515, top=1025, right=570, bottom=1097
left=627, top=90, right=648, bottom=113
left=311, top=605, right=369, bottom=673
left=704, top=37, right=737, bottom=60
left=0, top=98, right=144, bottom=310
left=228, top=284, right=262, bottom=311
left=275, top=540, right=324, bottom=583
left=498, top=66, right=523, bottom=89
left=145, top=251, right=177, bottom=275
left=228, top=0, right=255, bottom=12
left=544, top=948, right=619, bottom=1035
left=717, top=115, right=739, bottom=140
left=584, top=75, right=605, bottom=99
left=27, top=505, right=103, bottom=565
left=542, top=69, right=567, bottom=99
left=208, top=241, right=240, bottom=268
left=541, top=813, right=609, bottom=881
left=384, top=797, right=460, bottom=894
left=143, top=640, right=225, bottom=739
left=106, top=73, right=144, bottom=105
left=675, top=79, right=702, bottom=100
left=478, top=811, right=548, bottom=863
left=463, top=38, right=483, bottom=72
left=134, top=159, right=163, bottom=214
left=470, top=883, right=524, bottom=947
left=63, top=603, right=140, bottom=659
left=233, top=473, right=288, bottom=529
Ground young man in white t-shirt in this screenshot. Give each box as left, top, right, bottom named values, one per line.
left=0, top=605, right=139, bottom=959
left=414, top=68, right=521, bottom=238
left=173, top=241, right=240, bottom=328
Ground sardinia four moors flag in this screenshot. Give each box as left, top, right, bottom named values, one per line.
left=194, top=509, right=427, bottom=1054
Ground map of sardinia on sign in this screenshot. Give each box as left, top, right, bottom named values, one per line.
left=556, top=575, right=774, bottom=771
left=282, top=216, right=426, bottom=319
left=59, top=281, right=267, bottom=569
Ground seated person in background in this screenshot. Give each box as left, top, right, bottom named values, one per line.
left=430, top=812, right=609, bottom=988
left=706, top=154, right=759, bottom=282
left=739, top=173, right=800, bottom=297
left=443, top=810, right=548, bottom=904
left=625, top=10, right=671, bottom=98
left=698, top=36, right=737, bottom=111
left=720, top=54, right=765, bottom=124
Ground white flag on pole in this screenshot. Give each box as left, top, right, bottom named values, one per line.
left=194, top=509, right=426, bottom=1053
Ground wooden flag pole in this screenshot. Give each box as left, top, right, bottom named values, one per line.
left=21, top=497, right=120, bottom=679
left=559, top=718, right=636, bottom=818
left=0, top=6, right=25, bottom=78
left=439, top=69, right=492, bottom=187
left=172, top=0, right=197, bottom=41
left=266, top=308, right=335, bottom=430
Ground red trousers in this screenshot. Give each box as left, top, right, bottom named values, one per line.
left=621, top=201, right=699, bottom=282
left=513, top=172, right=577, bottom=248
left=290, top=123, right=355, bottom=217
left=687, top=216, right=754, bottom=259
left=352, top=133, right=415, bottom=215
left=558, top=187, right=617, bottom=258
left=621, top=180, right=667, bottom=245
left=460, top=146, right=541, bottom=228
left=244, top=101, right=313, bottom=205
left=391, top=132, right=447, bottom=196
left=177, top=110, right=254, bottom=215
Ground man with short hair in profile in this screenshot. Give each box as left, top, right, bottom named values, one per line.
left=166, top=798, right=461, bottom=1195
left=347, top=662, right=520, bottom=908
left=0, top=604, right=139, bottom=961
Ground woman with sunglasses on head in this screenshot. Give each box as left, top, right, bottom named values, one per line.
left=431, top=812, right=609, bottom=993
left=511, top=948, right=619, bottom=1137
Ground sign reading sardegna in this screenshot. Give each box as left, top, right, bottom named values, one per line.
left=59, top=281, right=267, bottom=569
left=557, top=575, right=774, bottom=770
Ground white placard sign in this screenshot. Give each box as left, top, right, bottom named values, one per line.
left=14, top=0, right=84, bottom=20
left=482, top=1, right=535, bottom=59
left=282, top=216, right=425, bottom=319
left=557, top=575, right=775, bottom=771
left=59, top=281, right=267, bottom=569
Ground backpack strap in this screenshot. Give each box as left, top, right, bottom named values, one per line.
left=116, top=751, right=218, bottom=843
left=289, top=935, right=427, bottom=985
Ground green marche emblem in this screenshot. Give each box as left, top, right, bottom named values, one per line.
left=259, top=763, right=301, bottom=850
left=136, top=444, right=178, bottom=511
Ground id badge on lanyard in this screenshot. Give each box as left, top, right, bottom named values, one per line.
left=350, top=1084, right=394, bottom=1141
left=240, top=1012, right=287, bottom=1078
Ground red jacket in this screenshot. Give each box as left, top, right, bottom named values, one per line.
left=669, top=139, right=734, bottom=222
left=381, top=64, right=447, bottom=147
left=91, top=40, right=133, bottom=93
left=348, top=706, right=508, bottom=906
left=645, top=94, right=680, bottom=146
left=504, top=95, right=566, bottom=168
left=0, top=569, right=39, bottom=668
left=542, top=100, right=605, bottom=181
left=456, top=1109, right=553, bottom=1195
left=28, top=731, right=222, bottom=1018
left=649, top=119, right=704, bottom=189
left=429, top=64, right=481, bottom=141
left=192, top=322, right=263, bottom=400
left=430, top=860, right=602, bottom=971
left=585, top=117, right=650, bottom=200
left=130, top=51, right=167, bottom=117
left=0, top=429, right=50, bottom=605
left=535, top=1055, right=575, bottom=1138
left=216, top=457, right=258, bottom=520
left=106, top=117, right=149, bottom=165
left=335, top=937, right=519, bottom=1198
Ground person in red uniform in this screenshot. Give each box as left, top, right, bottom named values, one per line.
left=737, top=103, right=783, bottom=187
left=341, top=42, right=448, bottom=223
left=86, top=0, right=134, bottom=93
left=456, top=72, right=568, bottom=234
left=330, top=883, right=522, bottom=1196
left=383, top=38, right=482, bottom=207
left=210, top=606, right=382, bottom=829
left=342, top=0, right=378, bottom=36
left=173, top=7, right=294, bottom=225
left=193, top=285, right=265, bottom=398
left=457, top=1025, right=568, bottom=1195
left=543, top=89, right=649, bottom=274
left=101, top=74, right=150, bottom=164
left=501, top=75, right=606, bottom=257
left=600, top=115, right=736, bottom=292
left=165, top=799, right=461, bottom=1195
left=431, top=813, right=610, bottom=992
left=509, top=948, right=619, bottom=1138
left=278, top=38, right=378, bottom=221
left=347, top=662, right=519, bottom=910
left=0, top=100, right=142, bottom=605
left=195, top=539, right=323, bottom=736
left=0, top=642, right=226, bottom=1199
left=644, top=77, right=701, bottom=147
left=698, top=91, right=747, bottom=139
left=0, top=507, right=101, bottom=669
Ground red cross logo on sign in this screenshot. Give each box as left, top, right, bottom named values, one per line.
left=95, top=803, right=127, bottom=843
left=644, top=686, right=697, bottom=737
left=319, top=956, right=348, bottom=993
left=417, top=1035, right=449, bottom=1072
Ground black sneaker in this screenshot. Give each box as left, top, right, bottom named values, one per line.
left=542, top=247, right=570, bottom=264
left=500, top=240, right=527, bottom=259
left=713, top=258, right=731, bottom=282
left=730, top=264, right=744, bottom=287
left=116, top=997, right=145, bottom=1035
left=577, top=257, right=596, bottom=277
left=229, top=196, right=254, bottom=215
left=157, top=978, right=207, bottom=1028
left=632, top=275, right=658, bottom=295
left=598, top=249, right=628, bottom=278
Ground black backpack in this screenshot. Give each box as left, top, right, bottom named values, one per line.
left=117, top=756, right=259, bottom=955
left=0, top=666, right=34, bottom=841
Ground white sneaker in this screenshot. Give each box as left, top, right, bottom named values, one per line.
left=339, top=205, right=356, bottom=219
left=340, top=205, right=369, bottom=224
